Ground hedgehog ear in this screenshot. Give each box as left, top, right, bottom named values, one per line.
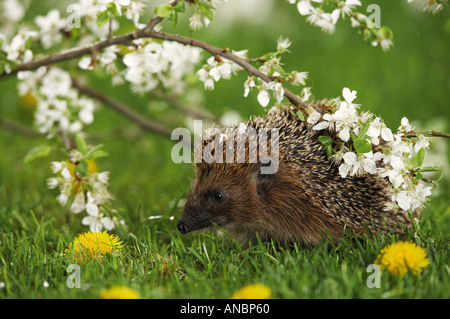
left=256, top=158, right=276, bottom=194
left=257, top=172, right=275, bottom=195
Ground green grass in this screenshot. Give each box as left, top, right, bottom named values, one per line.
left=0, top=131, right=449, bottom=299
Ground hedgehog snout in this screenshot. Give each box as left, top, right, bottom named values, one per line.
left=177, top=217, right=189, bottom=234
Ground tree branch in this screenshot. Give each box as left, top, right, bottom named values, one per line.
left=72, top=79, right=174, bottom=140
left=0, top=0, right=178, bottom=78
left=151, top=89, right=216, bottom=122
left=0, top=2, right=307, bottom=109
left=146, top=31, right=308, bottom=109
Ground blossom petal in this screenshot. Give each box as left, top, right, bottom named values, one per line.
left=342, top=87, right=357, bottom=103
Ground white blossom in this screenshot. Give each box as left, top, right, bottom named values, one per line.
left=46, top=178, right=59, bottom=190
left=97, top=171, right=110, bottom=184
left=70, top=192, right=86, bottom=214
left=123, top=0, right=146, bottom=28
left=306, top=108, right=321, bottom=125
left=291, top=71, right=308, bottom=86
left=50, top=161, right=64, bottom=174
left=301, top=86, right=312, bottom=102
left=238, top=123, right=247, bottom=135
left=220, top=110, right=242, bottom=126
left=257, top=88, right=270, bottom=107
left=333, top=0, right=361, bottom=19
left=34, top=9, right=66, bottom=49
left=3, top=29, right=37, bottom=65
left=40, top=68, right=73, bottom=99
left=399, top=117, right=413, bottom=132
left=123, top=40, right=201, bottom=94
left=2, top=0, right=25, bottom=22
left=82, top=192, right=114, bottom=231
left=276, top=36, right=291, bottom=53
left=189, top=13, right=204, bottom=30
left=380, top=39, right=393, bottom=52
left=414, top=135, right=430, bottom=153
left=56, top=193, right=69, bottom=206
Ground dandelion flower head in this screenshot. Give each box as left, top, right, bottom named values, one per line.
left=375, top=241, right=430, bottom=277
left=100, top=286, right=141, bottom=299
left=231, top=284, right=271, bottom=299
left=64, top=230, right=123, bottom=261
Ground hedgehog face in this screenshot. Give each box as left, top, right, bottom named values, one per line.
left=177, top=186, right=232, bottom=234
left=177, top=163, right=262, bottom=235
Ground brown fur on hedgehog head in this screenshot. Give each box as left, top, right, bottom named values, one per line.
left=177, top=124, right=279, bottom=238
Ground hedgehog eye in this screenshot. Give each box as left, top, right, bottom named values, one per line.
left=213, top=190, right=225, bottom=201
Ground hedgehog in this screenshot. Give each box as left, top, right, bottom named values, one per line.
left=177, top=102, right=413, bottom=247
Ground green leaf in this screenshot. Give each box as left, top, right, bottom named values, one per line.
left=357, top=119, right=372, bottom=140
left=326, top=145, right=334, bottom=160
left=175, top=0, right=185, bottom=12
left=378, top=26, right=393, bottom=40
left=85, top=144, right=106, bottom=160
left=296, top=110, right=305, bottom=122
left=353, top=139, right=372, bottom=154
left=418, top=166, right=441, bottom=173
left=198, top=1, right=216, bottom=10
left=170, top=9, right=178, bottom=28
left=78, top=160, right=89, bottom=177
left=106, top=2, right=121, bottom=17
left=154, top=4, right=173, bottom=17
left=97, top=10, right=111, bottom=27
left=87, top=150, right=109, bottom=160
left=318, top=136, right=333, bottom=147
left=75, top=134, right=87, bottom=155
left=24, top=145, right=52, bottom=163
left=199, top=4, right=214, bottom=21
left=414, top=172, right=423, bottom=182
left=24, top=36, right=34, bottom=50
left=416, top=148, right=425, bottom=167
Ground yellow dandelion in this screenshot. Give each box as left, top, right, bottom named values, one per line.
left=375, top=241, right=430, bottom=277
left=64, top=230, right=123, bottom=262
left=231, top=284, right=271, bottom=299
left=100, top=286, right=141, bottom=299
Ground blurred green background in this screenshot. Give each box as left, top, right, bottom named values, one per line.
left=0, top=0, right=449, bottom=234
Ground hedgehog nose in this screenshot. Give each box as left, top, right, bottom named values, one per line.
left=177, top=218, right=188, bottom=234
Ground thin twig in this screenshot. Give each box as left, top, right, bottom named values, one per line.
left=0, top=117, right=41, bottom=138
left=57, top=128, right=75, bottom=151
left=151, top=89, right=216, bottom=122
left=72, top=79, right=174, bottom=140
left=404, top=131, right=450, bottom=139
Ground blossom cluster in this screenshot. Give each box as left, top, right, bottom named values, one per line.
left=0, top=8, right=67, bottom=74
left=287, top=0, right=394, bottom=51
left=407, top=0, right=446, bottom=15
left=0, top=1, right=148, bottom=74
left=121, top=39, right=202, bottom=94
left=197, top=36, right=310, bottom=108
left=47, top=144, right=116, bottom=232
left=0, top=0, right=26, bottom=38
left=78, top=0, right=147, bottom=29
left=17, top=67, right=95, bottom=137
left=187, top=0, right=229, bottom=31
left=196, top=50, right=247, bottom=91
left=310, top=87, right=434, bottom=212
left=78, top=46, right=123, bottom=85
